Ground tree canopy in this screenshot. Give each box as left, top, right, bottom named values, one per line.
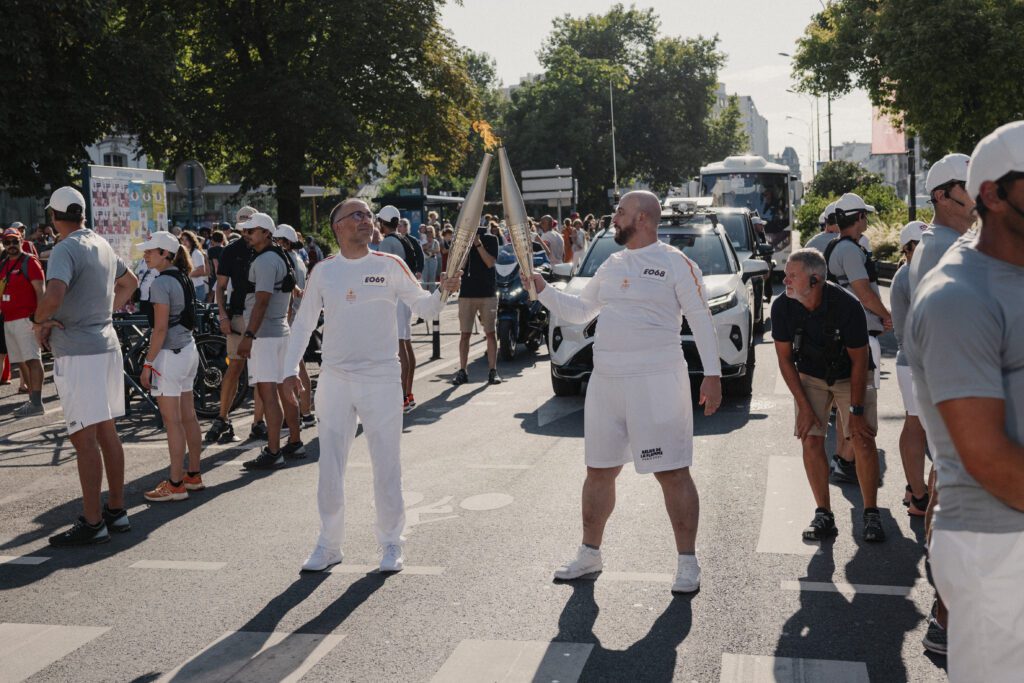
left=792, top=0, right=1024, bottom=159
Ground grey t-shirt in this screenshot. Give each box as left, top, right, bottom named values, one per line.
left=908, top=224, right=961, bottom=301
left=286, top=251, right=307, bottom=317
left=46, top=228, right=128, bottom=358
left=244, top=249, right=291, bottom=338
left=908, top=239, right=1024, bottom=533
left=804, top=231, right=836, bottom=254
left=826, top=237, right=883, bottom=334
left=889, top=263, right=911, bottom=366
left=148, top=268, right=193, bottom=351
left=377, top=233, right=406, bottom=260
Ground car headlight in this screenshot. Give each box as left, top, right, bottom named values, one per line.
left=503, top=287, right=523, bottom=299
left=708, top=292, right=738, bottom=315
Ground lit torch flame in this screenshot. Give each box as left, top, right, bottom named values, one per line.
left=473, top=120, right=501, bottom=151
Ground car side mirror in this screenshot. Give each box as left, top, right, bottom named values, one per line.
left=742, top=258, right=770, bottom=281
left=550, top=262, right=574, bottom=281
left=756, top=243, right=775, bottom=257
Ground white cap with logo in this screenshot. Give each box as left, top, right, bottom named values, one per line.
left=834, top=192, right=875, bottom=215
left=378, top=205, right=401, bottom=223
left=135, top=231, right=182, bottom=253
left=966, top=120, right=1024, bottom=200
left=899, top=220, right=927, bottom=247
left=274, top=224, right=299, bottom=243
left=925, top=153, right=971, bottom=193
left=818, top=201, right=837, bottom=225
left=235, top=205, right=258, bottom=228
left=237, top=212, right=276, bottom=233
left=46, top=186, right=86, bottom=214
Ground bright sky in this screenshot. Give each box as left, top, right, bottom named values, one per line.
left=441, top=0, right=873, bottom=178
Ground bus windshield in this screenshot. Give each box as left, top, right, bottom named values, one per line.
left=701, top=172, right=789, bottom=234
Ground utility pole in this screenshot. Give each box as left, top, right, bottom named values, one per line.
left=827, top=93, right=833, bottom=161
left=610, top=79, right=619, bottom=202
left=908, top=135, right=917, bottom=221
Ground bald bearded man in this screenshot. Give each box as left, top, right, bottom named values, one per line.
left=524, top=190, right=723, bottom=594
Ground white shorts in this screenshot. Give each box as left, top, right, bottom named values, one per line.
left=248, top=336, right=288, bottom=385
left=149, top=340, right=198, bottom=397
left=396, top=301, right=412, bottom=340
left=52, top=349, right=125, bottom=435
left=896, top=364, right=917, bottom=416
left=868, top=335, right=881, bottom=389
left=584, top=369, right=694, bottom=474
left=3, top=317, right=41, bottom=364
left=930, top=529, right=1024, bottom=683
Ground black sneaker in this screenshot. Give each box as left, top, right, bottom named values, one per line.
left=248, top=421, right=269, bottom=441
left=49, top=517, right=110, bottom=547
left=243, top=446, right=284, bottom=470
left=204, top=418, right=234, bottom=444
left=301, top=413, right=317, bottom=428
left=487, top=368, right=503, bottom=385
left=102, top=505, right=131, bottom=533
left=281, top=440, right=306, bottom=460
left=451, top=369, right=469, bottom=386
left=829, top=454, right=859, bottom=484
left=862, top=509, right=886, bottom=542
left=922, top=618, right=947, bottom=655
left=802, top=508, right=838, bottom=541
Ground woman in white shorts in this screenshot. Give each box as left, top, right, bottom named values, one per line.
left=137, top=232, right=204, bottom=502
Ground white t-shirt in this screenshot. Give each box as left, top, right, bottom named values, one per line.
left=538, top=240, right=721, bottom=377
left=283, top=251, right=446, bottom=382
left=190, top=249, right=206, bottom=289
left=540, top=230, right=565, bottom=263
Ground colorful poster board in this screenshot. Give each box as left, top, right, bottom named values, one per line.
left=85, top=165, right=167, bottom=264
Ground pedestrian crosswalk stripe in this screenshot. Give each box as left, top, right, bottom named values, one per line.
left=755, top=456, right=820, bottom=556
left=0, top=555, right=49, bottom=566
left=780, top=580, right=925, bottom=597
left=431, top=640, right=592, bottom=683
left=0, top=623, right=110, bottom=683
left=719, top=653, right=869, bottom=682
left=600, top=571, right=675, bottom=583
left=130, top=560, right=226, bottom=571
left=156, top=631, right=344, bottom=683
left=327, top=564, right=444, bottom=576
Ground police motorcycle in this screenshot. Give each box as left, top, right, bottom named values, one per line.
left=495, top=242, right=550, bottom=361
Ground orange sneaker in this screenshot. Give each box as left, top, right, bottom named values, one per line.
left=182, top=473, right=205, bottom=491
left=144, top=480, right=188, bottom=502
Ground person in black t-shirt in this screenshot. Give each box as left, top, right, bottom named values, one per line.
left=771, top=248, right=886, bottom=544
left=452, top=227, right=500, bottom=386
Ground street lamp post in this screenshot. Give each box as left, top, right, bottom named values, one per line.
left=780, top=52, right=833, bottom=163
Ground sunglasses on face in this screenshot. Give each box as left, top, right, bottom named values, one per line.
left=2, top=239, right=19, bottom=246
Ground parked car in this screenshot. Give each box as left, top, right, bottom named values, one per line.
left=546, top=215, right=769, bottom=398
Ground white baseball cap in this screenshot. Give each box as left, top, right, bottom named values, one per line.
left=46, top=186, right=86, bottom=214
left=966, top=120, right=1024, bottom=200
left=235, top=205, right=257, bottom=227
left=135, top=231, right=182, bottom=253
left=274, top=224, right=299, bottom=243
left=899, top=220, right=927, bottom=247
left=377, top=205, right=401, bottom=223
left=818, top=201, right=837, bottom=226
left=925, top=153, right=970, bottom=193
left=834, top=192, right=875, bottom=215
left=237, top=212, right=275, bottom=233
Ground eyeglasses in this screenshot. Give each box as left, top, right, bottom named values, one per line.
left=334, top=210, right=375, bottom=224
left=2, top=239, right=19, bottom=246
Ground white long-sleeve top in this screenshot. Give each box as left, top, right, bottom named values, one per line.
left=538, top=240, right=721, bottom=377
left=283, top=250, right=446, bottom=383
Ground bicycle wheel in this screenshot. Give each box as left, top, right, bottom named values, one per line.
left=192, top=334, right=248, bottom=418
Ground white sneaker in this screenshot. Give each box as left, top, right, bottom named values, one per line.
left=379, top=543, right=404, bottom=572
left=301, top=546, right=343, bottom=572
left=672, top=554, right=701, bottom=594
left=553, top=544, right=603, bottom=580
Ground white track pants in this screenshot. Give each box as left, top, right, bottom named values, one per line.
left=314, top=371, right=406, bottom=551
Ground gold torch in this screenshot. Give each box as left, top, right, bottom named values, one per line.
left=497, top=147, right=537, bottom=301
left=441, top=153, right=492, bottom=303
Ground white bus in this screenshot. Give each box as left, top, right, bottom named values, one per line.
left=699, top=155, right=803, bottom=267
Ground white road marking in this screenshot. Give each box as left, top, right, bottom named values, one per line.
left=600, top=571, right=675, bottom=583
left=719, top=653, right=869, bottom=682
left=467, top=464, right=533, bottom=470
left=130, top=560, right=226, bottom=571
left=157, top=631, right=344, bottom=682
left=0, top=623, right=110, bottom=683
left=756, top=456, right=820, bottom=556
left=780, top=580, right=924, bottom=597
left=536, top=396, right=585, bottom=427
left=459, top=493, right=514, bottom=511
left=431, top=639, right=593, bottom=683
left=327, top=564, right=444, bottom=576
left=0, top=555, right=49, bottom=566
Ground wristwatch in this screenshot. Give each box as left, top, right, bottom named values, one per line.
left=243, top=330, right=257, bottom=340
left=849, top=404, right=865, bottom=416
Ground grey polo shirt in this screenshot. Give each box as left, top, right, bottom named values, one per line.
left=889, top=263, right=911, bottom=367
left=148, top=268, right=193, bottom=351
left=46, top=228, right=128, bottom=358
left=908, top=223, right=961, bottom=301
left=244, top=249, right=291, bottom=338
left=908, top=239, right=1024, bottom=533
left=804, top=231, right=836, bottom=254
left=826, top=237, right=883, bottom=334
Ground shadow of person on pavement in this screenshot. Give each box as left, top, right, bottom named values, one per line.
left=552, top=581, right=694, bottom=682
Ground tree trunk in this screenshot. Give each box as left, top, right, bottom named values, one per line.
left=274, top=142, right=305, bottom=230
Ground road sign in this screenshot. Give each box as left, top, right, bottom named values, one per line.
left=174, top=160, right=207, bottom=195
left=521, top=167, right=574, bottom=204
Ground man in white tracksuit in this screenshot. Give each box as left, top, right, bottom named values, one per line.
left=523, top=190, right=723, bottom=594
left=283, top=198, right=461, bottom=573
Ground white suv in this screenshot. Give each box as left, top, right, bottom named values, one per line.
left=547, top=215, right=769, bottom=397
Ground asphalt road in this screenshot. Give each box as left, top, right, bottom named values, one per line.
left=0, top=287, right=948, bottom=682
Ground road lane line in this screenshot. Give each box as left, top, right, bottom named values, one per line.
left=600, top=571, right=675, bottom=583
left=157, top=631, right=344, bottom=683
left=0, top=623, right=110, bottom=683
left=720, top=653, right=869, bottom=682
left=327, top=564, right=444, bottom=576
left=467, top=464, right=534, bottom=470
left=756, top=456, right=820, bottom=556
left=780, top=580, right=924, bottom=597
left=431, top=640, right=592, bottom=683
left=0, top=555, right=49, bottom=566
left=130, top=560, right=226, bottom=571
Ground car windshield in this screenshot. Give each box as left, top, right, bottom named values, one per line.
left=701, top=172, right=789, bottom=232
left=577, top=231, right=734, bottom=278
left=662, top=213, right=750, bottom=251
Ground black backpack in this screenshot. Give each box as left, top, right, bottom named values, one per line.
left=142, top=268, right=196, bottom=331
left=823, top=235, right=878, bottom=285
left=247, top=245, right=297, bottom=294
left=386, top=233, right=423, bottom=273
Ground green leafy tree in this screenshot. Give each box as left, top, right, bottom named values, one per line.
left=809, top=160, right=882, bottom=197
left=792, top=0, right=1024, bottom=159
